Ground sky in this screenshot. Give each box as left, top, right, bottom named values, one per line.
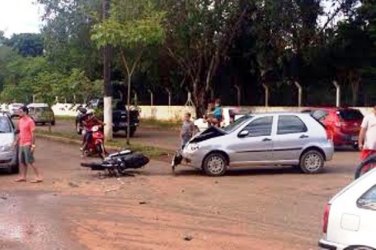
left=0, top=0, right=42, bottom=38
left=0, top=0, right=344, bottom=39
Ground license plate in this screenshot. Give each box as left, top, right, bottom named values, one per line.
left=119, top=122, right=127, bottom=127
left=352, top=136, right=358, bottom=141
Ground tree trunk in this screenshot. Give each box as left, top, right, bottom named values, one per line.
left=192, top=83, right=208, bottom=118
left=126, top=75, right=132, bottom=145
left=102, top=0, right=112, bottom=141
left=350, top=71, right=360, bottom=107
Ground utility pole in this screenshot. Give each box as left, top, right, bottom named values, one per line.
left=103, top=0, right=112, bottom=141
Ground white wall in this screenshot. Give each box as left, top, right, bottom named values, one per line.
left=50, top=103, right=375, bottom=120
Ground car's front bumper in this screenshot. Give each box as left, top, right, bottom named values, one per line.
left=318, top=239, right=346, bottom=250
left=181, top=147, right=208, bottom=169
left=0, top=151, right=17, bottom=168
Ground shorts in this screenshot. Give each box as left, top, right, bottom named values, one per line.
left=20, top=145, right=34, bottom=165
left=360, top=149, right=376, bottom=161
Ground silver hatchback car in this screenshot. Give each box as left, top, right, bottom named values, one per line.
left=0, top=112, right=19, bottom=174
left=181, top=113, right=334, bottom=176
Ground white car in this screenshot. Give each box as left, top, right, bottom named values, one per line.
left=194, top=107, right=247, bottom=132
left=319, top=169, right=376, bottom=250
left=8, top=103, right=24, bottom=117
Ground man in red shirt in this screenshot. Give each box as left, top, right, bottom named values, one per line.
left=14, top=106, right=42, bottom=183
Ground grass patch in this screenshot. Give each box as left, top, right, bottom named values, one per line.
left=141, top=118, right=181, bottom=129
left=56, top=115, right=76, bottom=122
left=35, top=129, right=171, bottom=159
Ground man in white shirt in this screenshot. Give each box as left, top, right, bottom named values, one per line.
left=358, top=106, right=376, bottom=160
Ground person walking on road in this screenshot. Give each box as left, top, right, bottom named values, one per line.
left=14, top=106, right=43, bottom=183
left=358, top=106, right=376, bottom=161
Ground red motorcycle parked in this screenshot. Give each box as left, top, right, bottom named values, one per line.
left=83, top=125, right=107, bottom=159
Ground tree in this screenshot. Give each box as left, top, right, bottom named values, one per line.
left=91, top=0, right=165, bottom=144
left=5, top=33, right=44, bottom=57
left=38, top=0, right=102, bottom=79
left=162, top=0, right=249, bottom=115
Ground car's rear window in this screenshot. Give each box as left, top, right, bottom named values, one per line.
left=277, top=115, right=307, bottom=135
left=357, top=185, right=376, bottom=211
left=0, top=116, right=12, bottom=133
left=339, top=109, right=363, bottom=121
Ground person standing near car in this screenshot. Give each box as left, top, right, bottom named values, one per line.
left=15, top=106, right=42, bottom=183
left=358, top=106, right=376, bottom=161
left=180, top=112, right=196, bottom=149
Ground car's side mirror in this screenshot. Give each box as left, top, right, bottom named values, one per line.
left=14, top=129, right=20, bottom=134
left=238, top=130, right=249, bottom=138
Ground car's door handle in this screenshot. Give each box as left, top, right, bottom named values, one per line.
left=262, top=138, right=272, bottom=142
left=300, top=135, right=309, bottom=139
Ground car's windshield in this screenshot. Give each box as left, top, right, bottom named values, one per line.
left=222, top=115, right=252, bottom=132
left=0, top=117, right=12, bottom=133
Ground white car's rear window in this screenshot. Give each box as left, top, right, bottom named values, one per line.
left=357, top=185, right=376, bottom=211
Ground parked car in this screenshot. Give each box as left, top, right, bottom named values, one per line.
left=27, top=103, right=55, bottom=126
left=0, top=112, right=19, bottom=174
left=75, top=99, right=140, bottom=137
left=8, top=103, right=24, bottom=118
left=302, top=107, right=363, bottom=149
left=181, top=112, right=334, bottom=176
left=319, top=169, right=376, bottom=250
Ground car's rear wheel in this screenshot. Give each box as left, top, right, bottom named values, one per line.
left=299, top=150, right=324, bottom=174
left=203, top=153, right=227, bottom=176
left=51, top=120, right=55, bottom=126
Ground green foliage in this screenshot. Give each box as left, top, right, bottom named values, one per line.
left=2, top=0, right=376, bottom=108
left=5, top=33, right=44, bottom=57
left=91, top=0, right=165, bottom=58
left=37, top=0, right=102, bottom=79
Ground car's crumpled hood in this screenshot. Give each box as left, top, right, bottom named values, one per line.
left=0, top=133, right=14, bottom=146
left=190, top=126, right=226, bottom=143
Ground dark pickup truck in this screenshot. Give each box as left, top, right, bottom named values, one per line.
left=75, top=99, right=140, bottom=137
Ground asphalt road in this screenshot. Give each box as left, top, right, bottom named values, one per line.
left=0, top=136, right=361, bottom=250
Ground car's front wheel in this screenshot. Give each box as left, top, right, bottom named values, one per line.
left=203, top=153, right=227, bottom=176
left=349, top=246, right=375, bottom=250
left=299, top=150, right=324, bottom=174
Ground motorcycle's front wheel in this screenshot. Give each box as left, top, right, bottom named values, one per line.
left=96, top=143, right=106, bottom=159
left=355, top=155, right=376, bottom=179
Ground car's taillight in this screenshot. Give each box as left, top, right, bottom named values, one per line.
left=323, top=203, right=331, bottom=234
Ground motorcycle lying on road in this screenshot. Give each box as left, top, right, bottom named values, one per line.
left=81, top=150, right=149, bottom=176
left=82, top=125, right=106, bottom=159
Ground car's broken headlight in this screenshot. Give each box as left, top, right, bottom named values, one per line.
left=187, top=143, right=200, bottom=152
